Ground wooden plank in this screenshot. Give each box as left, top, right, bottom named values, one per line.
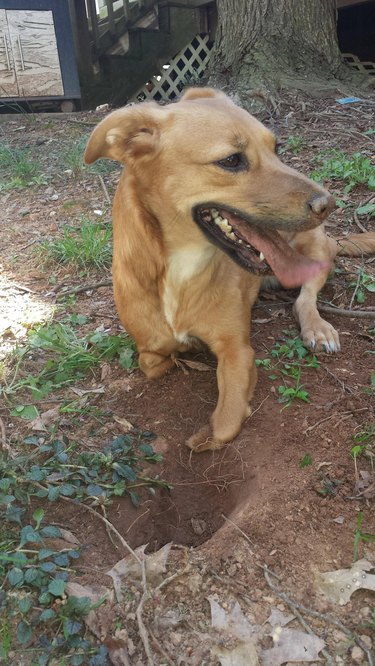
left=7, top=9, right=63, bottom=97
left=0, top=9, right=18, bottom=97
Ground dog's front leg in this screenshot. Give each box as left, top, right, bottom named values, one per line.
left=292, top=229, right=339, bottom=352
left=294, top=268, right=340, bottom=352
left=186, top=342, right=257, bottom=452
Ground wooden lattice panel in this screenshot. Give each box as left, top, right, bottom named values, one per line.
left=343, top=53, right=375, bottom=77
left=131, top=33, right=213, bottom=102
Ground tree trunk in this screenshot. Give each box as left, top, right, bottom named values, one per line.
left=209, top=0, right=361, bottom=110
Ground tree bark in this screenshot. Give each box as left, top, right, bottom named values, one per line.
left=209, top=0, right=362, bottom=110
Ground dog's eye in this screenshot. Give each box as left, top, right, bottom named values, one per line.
left=216, top=153, right=248, bottom=172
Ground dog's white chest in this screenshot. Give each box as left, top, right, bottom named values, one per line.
left=163, top=245, right=214, bottom=342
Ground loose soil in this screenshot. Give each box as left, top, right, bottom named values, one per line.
left=0, top=92, right=374, bottom=665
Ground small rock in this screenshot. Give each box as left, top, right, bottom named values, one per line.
left=351, top=646, right=365, bottom=664
left=19, top=208, right=30, bottom=216
left=50, top=194, right=59, bottom=201
left=359, top=634, right=372, bottom=649
left=332, top=630, right=349, bottom=644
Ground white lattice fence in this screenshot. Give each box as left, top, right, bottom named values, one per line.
left=131, top=33, right=213, bottom=102
left=343, top=53, right=375, bottom=77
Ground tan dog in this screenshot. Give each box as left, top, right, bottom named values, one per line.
left=84, top=88, right=375, bottom=451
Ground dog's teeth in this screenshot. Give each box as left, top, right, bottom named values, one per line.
left=259, top=252, right=265, bottom=262
left=238, top=239, right=243, bottom=244
left=211, top=209, right=219, bottom=218
left=227, top=232, right=236, bottom=240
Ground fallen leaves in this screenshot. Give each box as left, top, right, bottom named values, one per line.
left=315, top=559, right=375, bottom=605
left=208, top=597, right=326, bottom=665
left=106, top=543, right=172, bottom=602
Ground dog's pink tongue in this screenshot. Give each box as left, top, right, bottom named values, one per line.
left=233, top=220, right=329, bottom=288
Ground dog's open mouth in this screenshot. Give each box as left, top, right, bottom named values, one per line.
left=193, top=204, right=329, bottom=288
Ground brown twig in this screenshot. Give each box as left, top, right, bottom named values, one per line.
left=55, top=279, right=112, bottom=299
left=317, top=304, right=375, bottom=319
left=57, top=496, right=154, bottom=665
left=304, top=407, right=369, bottom=434
left=98, top=175, right=111, bottom=205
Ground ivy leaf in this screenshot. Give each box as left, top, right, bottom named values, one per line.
left=39, top=608, right=56, bottom=622
left=53, top=553, right=69, bottom=567
left=47, top=486, right=61, bottom=501
left=24, top=568, right=39, bottom=584
left=5, top=504, right=24, bottom=524
left=40, top=561, right=56, bottom=573
left=18, top=597, right=32, bottom=614
left=48, top=578, right=65, bottom=597
left=11, top=405, right=39, bottom=421
left=0, top=478, right=11, bottom=491
left=16, top=620, right=32, bottom=645
left=8, top=567, right=24, bottom=587
left=63, top=619, right=82, bottom=638
left=20, top=525, right=42, bottom=546
left=86, top=484, right=105, bottom=497
left=112, top=462, right=137, bottom=482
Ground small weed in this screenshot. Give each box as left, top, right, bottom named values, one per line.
left=311, top=150, right=375, bottom=193
left=299, top=453, right=313, bottom=468
left=256, top=333, right=319, bottom=408
left=279, top=135, right=305, bottom=154
left=0, top=432, right=168, bottom=663
left=351, top=424, right=375, bottom=472
left=349, top=271, right=375, bottom=304
left=37, top=219, right=112, bottom=270
left=3, top=321, right=137, bottom=401
left=0, top=143, right=47, bottom=190
left=353, top=511, right=375, bottom=561
left=356, top=201, right=375, bottom=217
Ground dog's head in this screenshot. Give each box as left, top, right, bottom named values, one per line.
left=84, top=88, right=334, bottom=287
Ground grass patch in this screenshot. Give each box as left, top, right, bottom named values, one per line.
left=256, top=332, right=319, bottom=408
left=62, top=136, right=119, bottom=178
left=38, top=219, right=112, bottom=270
left=311, top=150, right=375, bottom=193
left=279, top=135, right=305, bottom=154
left=0, top=143, right=47, bottom=190
left=0, top=431, right=169, bottom=664
left=3, top=321, right=137, bottom=402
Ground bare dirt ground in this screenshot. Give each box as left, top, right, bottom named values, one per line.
left=0, top=92, right=374, bottom=665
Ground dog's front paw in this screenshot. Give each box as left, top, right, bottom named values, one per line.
left=301, top=318, right=340, bottom=353
left=186, top=425, right=226, bottom=452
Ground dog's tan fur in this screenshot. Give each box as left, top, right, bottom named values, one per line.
left=85, top=88, right=375, bottom=451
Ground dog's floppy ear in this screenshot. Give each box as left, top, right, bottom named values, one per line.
left=84, top=103, right=165, bottom=165
left=181, top=87, right=225, bottom=102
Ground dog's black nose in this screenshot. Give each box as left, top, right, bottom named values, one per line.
left=308, top=193, right=335, bottom=217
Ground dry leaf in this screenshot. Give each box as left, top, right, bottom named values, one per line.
left=208, top=596, right=260, bottom=642
left=30, top=405, right=60, bottom=431
left=113, top=416, right=135, bottom=432
left=266, top=608, right=295, bottom=627
left=212, top=642, right=259, bottom=666
left=58, top=528, right=80, bottom=545
left=315, top=559, right=375, bottom=605
left=101, top=362, right=112, bottom=381
left=177, top=358, right=211, bottom=372
left=355, top=470, right=375, bottom=499
left=106, top=543, right=172, bottom=601
left=262, top=627, right=326, bottom=666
